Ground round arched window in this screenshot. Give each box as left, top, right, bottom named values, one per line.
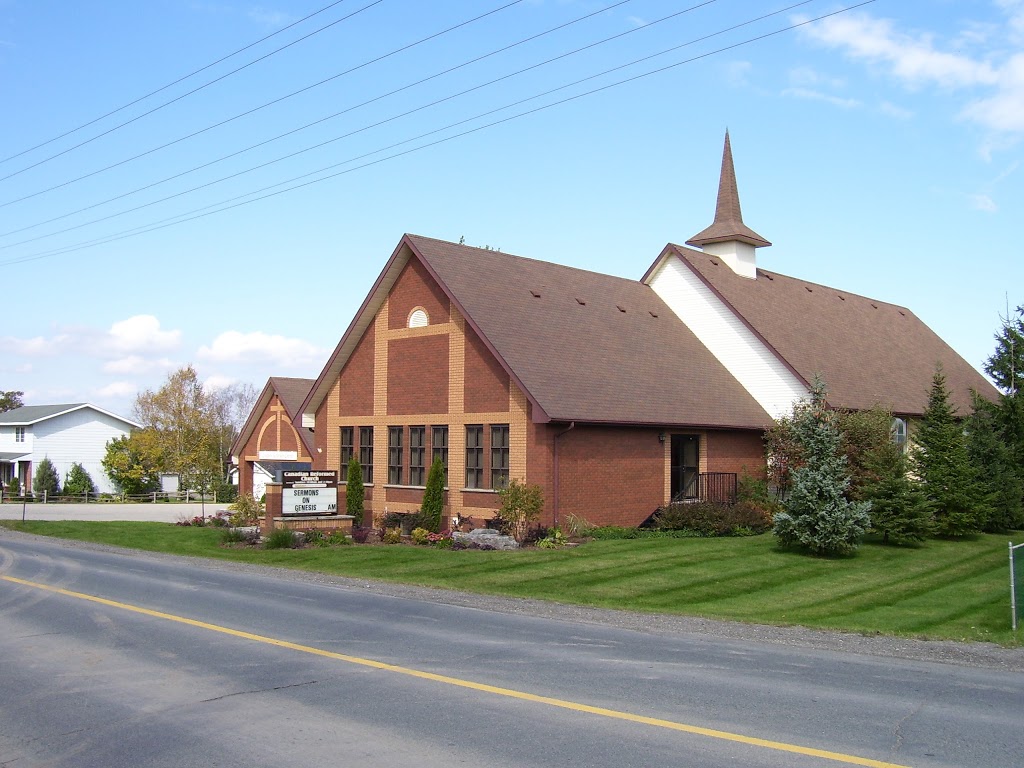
left=891, top=417, right=907, bottom=449
left=408, top=308, right=429, bottom=328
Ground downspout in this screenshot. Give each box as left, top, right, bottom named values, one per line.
left=552, top=422, right=575, bottom=530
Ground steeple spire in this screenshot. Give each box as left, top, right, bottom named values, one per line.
left=687, top=131, right=770, bottom=250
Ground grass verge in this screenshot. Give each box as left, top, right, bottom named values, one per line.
left=2, top=521, right=1020, bottom=646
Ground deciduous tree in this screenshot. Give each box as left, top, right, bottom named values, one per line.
left=102, top=432, right=164, bottom=496
left=0, top=390, right=23, bottom=412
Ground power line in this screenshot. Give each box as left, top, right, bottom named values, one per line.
left=0, top=0, right=387, bottom=184
left=0, top=0, right=526, bottom=205
left=0, top=0, right=356, bottom=168
left=0, top=0, right=662, bottom=241
left=0, top=1, right=876, bottom=267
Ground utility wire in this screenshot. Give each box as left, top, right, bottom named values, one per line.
left=0, top=0, right=356, bottom=168
left=0, top=0, right=387, bottom=184
left=0, top=0, right=525, bottom=203
left=3, top=1, right=876, bottom=267
left=0, top=0, right=660, bottom=241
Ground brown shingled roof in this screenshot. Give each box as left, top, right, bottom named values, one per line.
left=231, top=376, right=315, bottom=458
left=686, top=131, right=771, bottom=249
left=407, top=235, right=770, bottom=428
left=664, top=244, right=996, bottom=415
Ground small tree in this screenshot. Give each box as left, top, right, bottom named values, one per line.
left=7, top=477, right=21, bottom=497
left=861, top=442, right=932, bottom=545
left=914, top=367, right=985, bottom=537
left=33, top=457, right=61, bottom=498
left=497, top=478, right=545, bottom=542
left=346, top=457, right=365, bottom=527
left=420, top=458, right=446, bottom=532
left=772, top=376, right=871, bottom=556
left=835, top=407, right=894, bottom=501
left=64, top=463, right=97, bottom=496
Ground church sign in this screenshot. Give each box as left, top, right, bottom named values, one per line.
left=281, top=470, right=338, bottom=516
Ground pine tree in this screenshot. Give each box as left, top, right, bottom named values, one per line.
left=914, top=367, right=985, bottom=537
left=345, top=457, right=364, bottom=527
left=63, top=463, right=97, bottom=496
left=32, top=457, right=61, bottom=497
left=967, top=395, right=1024, bottom=532
left=861, top=442, right=932, bottom=545
left=420, top=458, right=446, bottom=532
left=772, top=376, right=871, bottom=555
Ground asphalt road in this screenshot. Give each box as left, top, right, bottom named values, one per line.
left=1, top=532, right=1021, bottom=768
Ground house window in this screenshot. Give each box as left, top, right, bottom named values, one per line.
left=891, top=418, right=907, bottom=451
left=359, top=426, right=374, bottom=484
left=14, top=427, right=25, bottom=443
left=388, top=427, right=403, bottom=485
left=491, top=424, right=509, bottom=489
left=431, top=425, right=448, bottom=482
left=409, top=426, right=425, bottom=486
left=465, top=425, right=484, bottom=489
left=340, top=427, right=354, bottom=473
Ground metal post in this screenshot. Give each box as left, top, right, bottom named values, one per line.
left=1012, top=542, right=1018, bottom=632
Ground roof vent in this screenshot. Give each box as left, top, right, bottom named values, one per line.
left=763, top=273, right=774, bottom=281
left=871, top=303, right=878, bottom=309
left=899, top=310, right=906, bottom=317
left=617, top=305, right=626, bottom=313
left=649, top=311, right=659, bottom=318
left=575, top=297, right=586, bottom=306
left=530, top=290, right=541, bottom=298
left=710, top=259, right=719, bottom=266
left=805, top=286, right=813, bottom=293
left=837, top=294, right=845, bottom=301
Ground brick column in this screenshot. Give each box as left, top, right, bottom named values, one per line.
left=263, top=482, right=282, bottom=535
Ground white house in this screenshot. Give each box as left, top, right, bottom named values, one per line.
left=0, top=404, right=141, bottom=496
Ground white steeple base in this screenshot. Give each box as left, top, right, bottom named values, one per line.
left=701, top=240, right=757, bottom=279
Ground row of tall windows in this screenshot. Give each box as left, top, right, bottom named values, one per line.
left=338, top=425, right=507, bottom=489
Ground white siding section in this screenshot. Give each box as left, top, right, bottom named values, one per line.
left=32, top=408, right=133, bottom=495
left=0, top=425, right=32, bottom=455
left=649, top=258, right=807, bottom=420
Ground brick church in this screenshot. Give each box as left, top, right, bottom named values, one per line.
left=232, top=133, right=994, bottom=529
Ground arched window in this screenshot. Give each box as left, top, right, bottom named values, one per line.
left=408, top=308, right=429, bottom=328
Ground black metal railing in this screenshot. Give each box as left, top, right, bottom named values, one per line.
left=671, top=472, right=738, bottom=505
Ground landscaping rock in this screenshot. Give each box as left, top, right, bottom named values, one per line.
left=452, top=528, right=519, bottom=550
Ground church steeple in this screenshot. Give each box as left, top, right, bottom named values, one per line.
left=686, top=131, right=770, bottom=279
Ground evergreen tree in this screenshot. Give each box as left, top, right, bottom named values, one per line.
left=967, top=395, right=1024, bottom=532
left=861, top=442, right=932, bottom=545
left=914, top=367, right=985, bottom=537
left=32, top=457, right=61, bottom=497
left=420, top=457, right=446, bottom=532
left=984, top=304, right=1024, bottom=395
left=63, top=463, right=97, bottom=496
left=772, top=376, right=871, bottom=555
left=346, top=457, right=364, bottom=527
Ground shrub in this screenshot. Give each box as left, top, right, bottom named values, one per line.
left=6, top=477, right=20, bottom=497
left=228, top=493, right=263, bottom=527
left=497, top=479, right=545, bottom=542
left=264, top=526, right=299, bottom=549
left=537, top=529, right=569, bottom=548
left=63, top=463, right=97, bottom=496
left=381, top=528, right=402, bottom=545
left=653, top=501, right=772, bottom=537
left=215, top=481, right=238, bottom=504
left=33, top=458, right=61, bottom=497
left=351, top=526, right=374, bottom=544
left=421, top=457, right=446, bottom=532
left=411, top=527, right=432, bottom=545
left=346, top=458, right=364, bottom=526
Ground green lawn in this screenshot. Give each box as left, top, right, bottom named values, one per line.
left=3, top=521, right=1021, bottom=646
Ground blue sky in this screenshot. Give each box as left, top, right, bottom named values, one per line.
left=1, top=0, right=1021, bottom=418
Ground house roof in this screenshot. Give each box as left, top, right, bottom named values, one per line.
left=0, top=403, right=140, bottom=428
left=302, top=234, right=771, bottom=429
left=655, top=243, right=996, bottom=416
left=686, top=131, right=770, bottom=249
left=231, top=377, right=315, bottom=458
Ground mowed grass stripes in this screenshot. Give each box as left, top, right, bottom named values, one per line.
left=2, top=521, right=1019, bottom=645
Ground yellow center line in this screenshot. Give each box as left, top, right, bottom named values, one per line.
left=2, top=574, right=909, bottom=768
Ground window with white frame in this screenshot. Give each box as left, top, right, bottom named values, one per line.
left=14, top=427, right=25, bottom=443
left=891, top=418, right=907, bottom=451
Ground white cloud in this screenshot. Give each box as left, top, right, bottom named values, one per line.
left=95, top=381, right=138, bottom=399
left=797, top=10, right=1024, bottom=137
left=247, top=7, right=295, bottom=27
left=724, top=60, right=752, bottom=88
left=0, top=333, right=72, bottom=357
left=971, top=193, right=999, bottom=211
left=198, top=330, right=325, bottom=367
left=782, top=87, right=861, bottom=109
left=106, top=315, right=181, bottom=354
left=204, top=374, right=237, bottom=392
left=102, top=355, right=176, bottom=375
